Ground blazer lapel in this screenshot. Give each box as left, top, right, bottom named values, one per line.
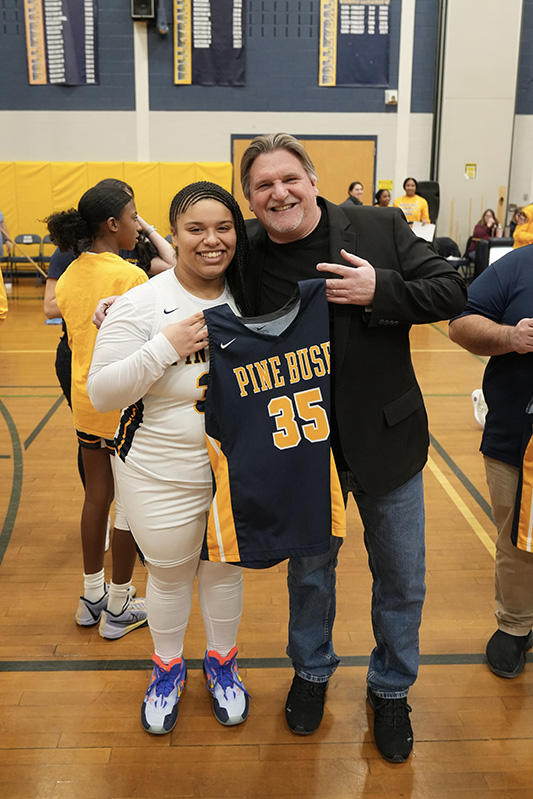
left=323, top=199, right=357, bottom=375
left=326, top=199, right=357, bottom=260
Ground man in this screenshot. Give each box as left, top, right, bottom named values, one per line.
left=240, top=133, right=466, bottom=762
left=449, top=245, right=533, bottom=680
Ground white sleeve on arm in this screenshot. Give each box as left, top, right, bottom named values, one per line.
left=88, top=295, right=179, bottom=412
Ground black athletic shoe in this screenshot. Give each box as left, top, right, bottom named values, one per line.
left=285, top=673, right=328, bottom=735
left=367, top=686, right=413, bottom=763
left=486, top=629, right=533, bottom=678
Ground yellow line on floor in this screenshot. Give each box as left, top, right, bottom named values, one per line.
left=427, top=456, right=496, bottom=559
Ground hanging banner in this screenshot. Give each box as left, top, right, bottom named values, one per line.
left=319, top=0, right=390, bottom=87
left=24, top=0, right=98, bottom=86
left=174, top=0, right=244, bottom=86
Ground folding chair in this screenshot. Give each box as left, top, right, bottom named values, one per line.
left=8, top=234, right=43, bottom=284
left=40, top=234, right=56, bottom=280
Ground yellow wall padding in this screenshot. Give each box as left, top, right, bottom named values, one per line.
left=0, top=162, right=233, bottom=241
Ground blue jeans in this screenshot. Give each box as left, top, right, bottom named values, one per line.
left=287, top=470, right=426, bottom=698
left=287, top=534, right=343, bottom=683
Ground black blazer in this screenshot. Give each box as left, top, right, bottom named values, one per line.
left=245, top=199, right=467, bottom=497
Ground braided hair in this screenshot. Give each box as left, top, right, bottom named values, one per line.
left=46, top=185, right=132, bottom=256
left=169, top=181, right=252, bottom=316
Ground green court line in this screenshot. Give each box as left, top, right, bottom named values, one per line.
left=429, top=322, right=453, bottom=340
left=0, top=400, right=23, bottom=564
left=1, top=394, right=62, bottom=398
left=0, top=653, right=487, bottom=673
left=429, top=322, right=488, bottom=365
left=24, top=395, right=65, bottom=450
left=0, top=385, right=59, bottom=388
left=0, top=296, right=44, bottom=301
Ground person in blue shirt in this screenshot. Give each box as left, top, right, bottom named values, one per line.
left=449, top=244, right=533, bottom=679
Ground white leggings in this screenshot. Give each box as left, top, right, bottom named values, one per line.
left=147, top=557, right=243, bottom=662
left=115, top=457, right=243, bottom=662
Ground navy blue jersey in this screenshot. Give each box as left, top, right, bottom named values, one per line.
left=202, top=279, right=345, bottom=568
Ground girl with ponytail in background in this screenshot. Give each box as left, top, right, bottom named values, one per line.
left=47, top=184, right=149, bottom=640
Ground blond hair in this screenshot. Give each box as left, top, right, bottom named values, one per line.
left=240, top=133, right=318, bottom=200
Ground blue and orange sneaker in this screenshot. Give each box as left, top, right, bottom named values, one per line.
left=141, top=654, right=187, bottom=735
left=203, top=647, right=250, bottom=726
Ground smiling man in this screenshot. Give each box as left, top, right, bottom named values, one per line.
left=240, top=133, right=467, bottom=763
left=243, top=146, right=321, bottom=241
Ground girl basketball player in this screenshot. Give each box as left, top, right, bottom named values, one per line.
left=87, top=182, right=252, bottom=735
left=47, top=185, right=149, bottom=639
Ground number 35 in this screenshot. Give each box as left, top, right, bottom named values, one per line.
left=268, top=388, right=330, bottom=450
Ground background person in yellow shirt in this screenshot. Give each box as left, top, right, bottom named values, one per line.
left=393, top=177, right=430, bottom=225
left=47, top=184, right=149, bottom=639
left=513, top=204, right=533, bottom=249
left=0, top=268, right=7, bottom=325
left=374, top=189, right=391, bottom=207
left=0, top=209, right=13, bottom=257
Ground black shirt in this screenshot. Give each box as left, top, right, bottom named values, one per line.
left=258, top=200, right=332, bottom=314
left=257, top=200, right=348, bottom=469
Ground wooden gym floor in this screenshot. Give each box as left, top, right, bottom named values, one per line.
left=0, top=280, right=531, bottom=799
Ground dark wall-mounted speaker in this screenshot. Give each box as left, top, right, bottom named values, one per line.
left=131, top=0, right=155, bottom=20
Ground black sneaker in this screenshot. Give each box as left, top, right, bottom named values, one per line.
left=486, top=629, right=533, bottom=678
left=285, top=673, right=328, bottom=735
left=367, top=686, right=413, bottom=763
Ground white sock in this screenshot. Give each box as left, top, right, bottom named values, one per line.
left=83, top=569, right=106, bottom=603
left=108, top=580, right=132, bottom=615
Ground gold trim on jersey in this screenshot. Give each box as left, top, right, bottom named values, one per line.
left=516, top=437, right=533, bottom=552
left=116, top=401, right=144, bottom=462
left=330, top=451, right=346, bottom=538
left=205, top=434, right=241, bottom=562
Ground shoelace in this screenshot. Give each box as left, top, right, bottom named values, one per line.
left=118, top=598, right=146, bottom=619
left=373, top=696, right=412, bottom=728
left=293, top=680, right=327, bottom=702
left=208, top=659, right=249, bottom=699
left=151, top=664, right=183, bottom=699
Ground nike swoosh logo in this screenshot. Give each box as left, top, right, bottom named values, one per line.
left=220, top=338, right=236, bottom=349
left=163, top=307, right=179, bottom=314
